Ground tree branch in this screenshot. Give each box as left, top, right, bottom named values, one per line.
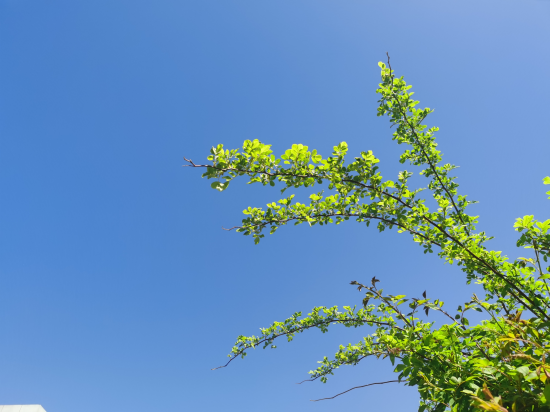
left=211, top=317, right=395, bottom=371
left=185, top=148, right=550, bottom=321
left=311, top=380, right=400, bottom=401
left=224, top=212, right=442, bottom=247
left=385, top=52, right=470, bottom=236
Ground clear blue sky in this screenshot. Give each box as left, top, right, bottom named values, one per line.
left=1, top=1, right=549, bottom=411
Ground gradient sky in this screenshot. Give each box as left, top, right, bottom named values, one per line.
left=1, top=1, right=549, bottom=411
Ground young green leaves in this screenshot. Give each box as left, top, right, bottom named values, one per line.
left=186, top=59, right=550, bottom=412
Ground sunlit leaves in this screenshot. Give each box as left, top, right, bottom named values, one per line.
left=188, top=61, right=550, bottom=412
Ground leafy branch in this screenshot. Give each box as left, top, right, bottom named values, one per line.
left=186, top=58, right=550, bottom=411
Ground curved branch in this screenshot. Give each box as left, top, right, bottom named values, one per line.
left=311, top=380, right=400, bottom=402
left=211, top=317, right=396, bottom=371
left=183, top=157, right=323, bottom=181
left=226, top=212, right=441, bottom=247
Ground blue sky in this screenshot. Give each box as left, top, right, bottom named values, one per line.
left=1, top=1, right=549, bottom=411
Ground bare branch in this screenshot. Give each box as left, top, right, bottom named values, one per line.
left=311, top=380, right=400, bottom=402
left=182, top=157, right=199, bottom=167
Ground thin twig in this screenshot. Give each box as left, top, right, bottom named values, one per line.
left=182, top=157, right=198, bottom=167
left=311, top=380, right=400, bottom=401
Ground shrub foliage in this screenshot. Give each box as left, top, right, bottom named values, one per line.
left=185, top=57, right=550, bottom=412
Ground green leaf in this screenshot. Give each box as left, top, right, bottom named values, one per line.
left=217, top=182, right=230, bottom=191
left=516, top=365, right=530, bottom=377
left=449, top=376, right=461, bottom=385
left=525, top=371, right=538, bottom=381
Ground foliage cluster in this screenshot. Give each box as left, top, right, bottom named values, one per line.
left=185, top=58, right=550, bottom=411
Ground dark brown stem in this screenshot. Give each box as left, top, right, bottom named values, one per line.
left=311, top=380, right=400, bottom=402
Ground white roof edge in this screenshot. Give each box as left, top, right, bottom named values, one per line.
left=0, top=405, right=46, bottom=412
